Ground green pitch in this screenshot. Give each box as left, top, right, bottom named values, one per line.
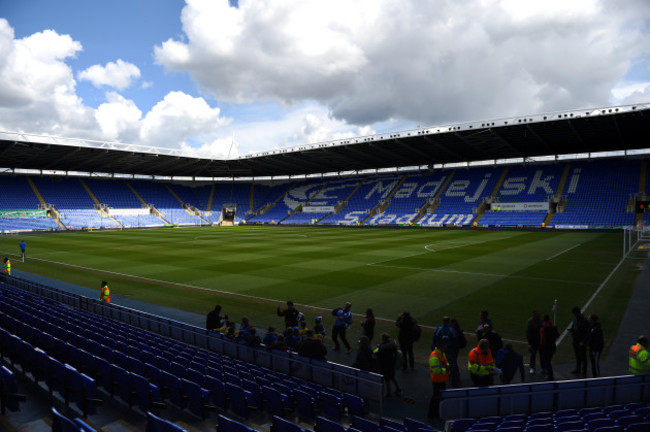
left=2, top=226, right=637, bottom=361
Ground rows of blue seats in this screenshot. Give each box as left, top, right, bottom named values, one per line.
left=0, top=284, right=367, bottom=422
left=451, top=405, right=650, bottom=432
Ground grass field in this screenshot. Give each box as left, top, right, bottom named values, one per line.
left=0, top=225, right=639, bottom=363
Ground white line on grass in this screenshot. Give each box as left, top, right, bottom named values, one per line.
left=555, top=251, right=629, bottom=347
left=545, top=243, right=582, bottom=261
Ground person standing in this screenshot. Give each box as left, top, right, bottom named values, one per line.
left=468, top=339, right=496, bottom=387
left=374, top=333, right=402, bottom=397
left=396, top=311, right=417, bottom=371
left=361, top=308, right=376, bottom=343
left=539, top=314, right=559, bottom=380
left=19, top=240, right=26, bottom=262
left=206, top=305, right=225, bottom=330
left=526, top=310, right=542, bottom=374
left=297, top=330, right=328, bottom=361
left=277, top=301, right=301, bottom=329
left=353, top=335, right=376, bottom=372
left=587, top=314, right=604, bottom=377
left=433, top=317, right=460, bottom=388
left=568, top=306, right=589, bottom=377
left=332, top=302, right=353, bottom=353
left=629, top=335, right=650, bottom=375
left=427, top=338, right=449, bottom=419
left=99, top=280, right=111, bottom=303
left=3, top=257, right=10, bottom=276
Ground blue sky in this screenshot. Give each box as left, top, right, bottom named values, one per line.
left=1, top=0, right=649, bottom=160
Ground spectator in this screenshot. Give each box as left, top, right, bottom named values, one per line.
left=568, top=306, right=589, bottom=377
left=298, top=330, right=328, bottom=361
left=332, top=302, right=353, bottom=354
left=313, top=316, right=326, bottom=339
left=238, top=316, right=251, bottom=337
left=3, top=257, right=10, bottom=276
left=495, top=344, right=525, bottom=384
left=206, top=305, right=224, bottom=330
left=298, top=319, right=308, bottom=337
left=99, top=280, right=110, bottom=303
left=225, top=321, right=237, bottom=340
left=374, top=333, right=402, bottom=397
left=427, top=338, right=449, bottom=419
left=361, top=308, right=376, bottom=343
left=432, top=317, right=459, bottom=387
left=476, top=309, right=492, bottom=340
left=450, top=318, right=466, bottom=387
left=539, top=314, right=559, bottom=380
left=268, top=334, right=288, bottom=351
left=285, top=327, right=302, bottom=351
left=587, top=314, right=604, bottom=377
left=263, top=326, right=278, bottom=347
left=353, top=335, right=376, bottom=372
left=277, top=301, right=301, bottom=328
left=468, top=339, right=496, bottom=387
left=244, top=327, right=262, bottom=348
left=526, top=310, right=542, bottom=374
left=396, top=311, right=417, bottom=371
left=482, top=324, right=503, bottom=354
left=629, top=335, right=650, bottom=375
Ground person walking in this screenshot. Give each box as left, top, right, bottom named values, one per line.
left=587, top=314, right=604, bottom=377
left=374, top=333, right=402, bottom=397
left=629, top=335, right=650, bottom=375
left=427, top=338, right=449, bottom=419
left=539, top=314, right=559, bottom=380
left=396, top=311, right=418, bottom=371
left=526, top=310, right=542, bottom=374
left=332, top=302, right=353, bottom=354
left=19, top=240, right=26, bottom=262
left=99, top=280, right=111, bottom=303
left=495, top=344, right=525, bottom=384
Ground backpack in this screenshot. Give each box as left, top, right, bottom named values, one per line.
left=331, top=307, right=342, bottom=317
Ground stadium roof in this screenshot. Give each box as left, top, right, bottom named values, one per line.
left=1, top=103, right=649, bottom=179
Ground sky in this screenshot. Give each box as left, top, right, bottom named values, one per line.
left=1, top=0, right=650, bottom=160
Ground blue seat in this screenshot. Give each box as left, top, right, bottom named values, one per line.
left=316, top=416, right=346, bottom=432
left=161, top=370, right=183, bottom=407
left=380, top=417, right=407, bottom=432
left=588, top=418, right=616, bottom=431
left=319, top=391, right=343, bottom=420
left=110, top=364, right=131, bottom=403
left=617, top=417, right=644, bottom=428
left=181, top=378, right=210, bottom=419
left=294, top=388, right=317, bottom=422
left=524, top=424, right=554, bottom=432
left=558, top=421, right=587, bottom=432
left=610, top=411, right=634, bottom=421
left=146, top=411, right=188, bottom=432
left=405, top=417, right=434, bottom=432
left=226, top=382, right=251, bottom=419
left=0, top=365, right=25, bottom=413
left=451, top=419, right=477, bottom=432
left=352, top=415, right=381, bottom=432
left=132, top=372, right=162, bottom=413
left=51, top=406, right=97, bottom=432
left=344, top=393, right=366, bottom=418
left=242, top=378, right=263, bottom=410
left=271, top=414, right=306, bottom=432
left=624, top=423, right=650, bottom=432
left=594, top=427, right=624, bottom=432
left=217, top=413, right=256, bottom=432
left=263, top=385, right=291, bottom=417
left=205, top=375, right=227, bottom=409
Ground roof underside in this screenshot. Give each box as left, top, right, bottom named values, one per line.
left=1, top=106, right=649, bottom=178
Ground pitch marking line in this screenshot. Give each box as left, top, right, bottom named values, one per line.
left=546, top=243, right=582, bottom=261
left=367, top=239, right=489, bottom=266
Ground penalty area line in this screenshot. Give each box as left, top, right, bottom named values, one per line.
left=546, top=243, right=582, bottom=261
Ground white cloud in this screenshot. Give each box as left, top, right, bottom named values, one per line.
left=155, top=0, right=650, bottom=126
left=139, top=91, right=231, bottom=148
left=78, top=59, right=141, bottom=90
left=95, top=91, right=142, bottom=141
